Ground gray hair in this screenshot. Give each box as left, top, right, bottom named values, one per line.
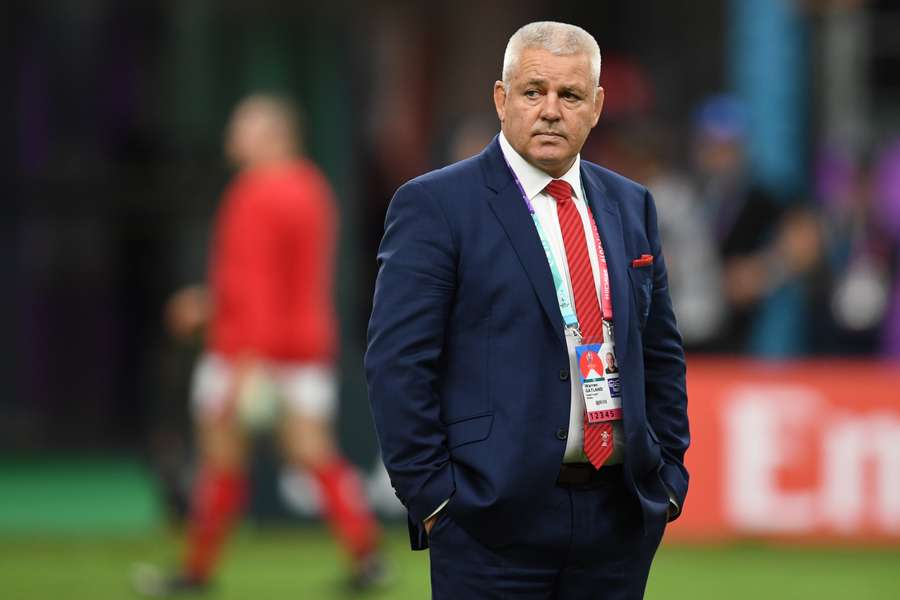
left=502, top=21, right=601, bottom=91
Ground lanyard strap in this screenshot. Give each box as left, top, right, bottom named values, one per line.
left=530, top=214, right=579, bottom=328
left=587, top=213, right=613, bottom=323
left=503, top=156, right=613, bottom=333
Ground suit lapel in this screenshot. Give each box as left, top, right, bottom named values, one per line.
left=581, top=165, right=631, bottom=360
left=487, top=183, right=567, bottom=347
left=481, top=139, right=566, bottom=347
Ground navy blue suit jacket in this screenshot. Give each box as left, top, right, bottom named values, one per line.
left=366, top=137, right=689, bottom=550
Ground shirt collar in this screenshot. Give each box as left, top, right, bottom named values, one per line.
left=498, top=131, right=583, bottom=202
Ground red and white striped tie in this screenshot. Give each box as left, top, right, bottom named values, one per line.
left=546, top=179, right=614, bottom=469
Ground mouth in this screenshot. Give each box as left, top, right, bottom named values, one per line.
left=534, top=132, right=566, bottom=140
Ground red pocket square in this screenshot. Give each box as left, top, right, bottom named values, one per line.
left=631, top=254, right=653, bottom=268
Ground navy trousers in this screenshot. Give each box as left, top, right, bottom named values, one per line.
left=428, top=471, right=666, bottom=599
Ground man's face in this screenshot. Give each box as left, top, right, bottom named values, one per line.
left=494, top=48, right=604, bottom=177
left=226, top=103, right=263, bottom=167
left=694, top=135, right=744, bottom=180
left=225, top=100, right=289, bottom=168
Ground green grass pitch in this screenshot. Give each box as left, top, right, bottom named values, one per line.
left=1, top=527, right=898, bottom=599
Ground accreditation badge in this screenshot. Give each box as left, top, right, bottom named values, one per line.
left=575, top=342, right=622, bottom=423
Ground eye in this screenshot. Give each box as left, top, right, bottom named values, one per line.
left=524, top=89, right=540, bottom=98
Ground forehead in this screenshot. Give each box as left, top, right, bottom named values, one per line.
left=232, top=102, right=283, bottom=130
left=511, top=47, right=594, bottom=88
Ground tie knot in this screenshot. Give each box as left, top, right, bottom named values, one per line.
left=545, top=179, right=574, bottom=204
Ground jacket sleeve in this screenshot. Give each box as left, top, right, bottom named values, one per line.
left=641, top=188, right=690, bottom=518
left=365, top=180, right=457, bottom=526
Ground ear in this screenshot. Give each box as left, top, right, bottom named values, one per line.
left=591, top=86, right=605, bottom=127
left=493, top=81, right=507, bottom=123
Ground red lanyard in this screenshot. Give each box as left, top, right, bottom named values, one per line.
left=587, top=209, right=613, bottom=324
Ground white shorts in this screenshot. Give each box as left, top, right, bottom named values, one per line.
left=190, top=353, right=338, bottom=422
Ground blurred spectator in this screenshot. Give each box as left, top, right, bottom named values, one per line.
left=692, top=95, right=821, bottom=354
left=133, top=95, right=386, bottom=597
left=814, top=147, right=889, bottom=354
left=821, top=140, right=900, bottom=356
left=874, top=140, right=900, bottom=356
left=597, top=119, right=725, bottom=350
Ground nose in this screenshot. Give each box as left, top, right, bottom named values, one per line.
left=540, top=93, right=561, bottom=122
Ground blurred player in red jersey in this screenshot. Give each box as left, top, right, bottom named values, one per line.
left=134, top=95, right=385, bottom=596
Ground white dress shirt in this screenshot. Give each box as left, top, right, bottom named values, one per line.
left=498, top=132, right=624, bottom=465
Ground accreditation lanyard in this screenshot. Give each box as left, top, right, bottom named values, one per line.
left=504, top=158, right=613, bottom=340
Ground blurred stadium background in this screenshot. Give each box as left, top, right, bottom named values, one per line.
left=4, top=0, right=900, bottom=598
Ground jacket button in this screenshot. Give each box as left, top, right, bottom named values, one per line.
left=559, top=369, right=569, bottom=381
left=556, top=428, right=568, bottom=440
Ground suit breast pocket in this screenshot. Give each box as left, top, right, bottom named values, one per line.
left=627, top=266, right=653, bottom=330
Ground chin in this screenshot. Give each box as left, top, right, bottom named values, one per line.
left=529, top=150, right=568, bottom=172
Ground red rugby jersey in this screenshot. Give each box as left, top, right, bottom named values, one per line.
left=207, top=159, right=338, bottom=363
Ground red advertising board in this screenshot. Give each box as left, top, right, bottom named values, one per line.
left=668, top=358, right=900, bottom=543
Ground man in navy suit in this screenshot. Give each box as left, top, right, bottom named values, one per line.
left=366, top=21, right=689, bottom=599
